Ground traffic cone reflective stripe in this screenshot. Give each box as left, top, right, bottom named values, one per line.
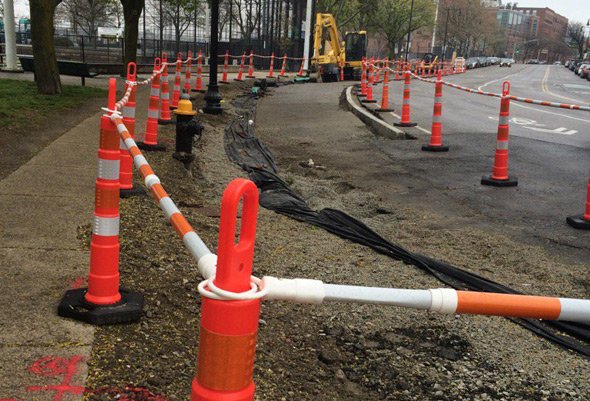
left=158, top=53, right=173, bottom=124
left=138, top=58, right=166, bottom=152
left=247, top=51, right=255, bottom=78
left=184, top=50, right=192, bottom=92
left=221, top=50, right=230, bottom=84
left=194, top=50, right=204, bottom=92
left=482, top=81, right=517, bottom=186
left=192, top=179, right=261, bottom=401
left=267, top=52, right=275, bottom=78
left=376, top=70, right=393, bottom=112
left=235, top=52, right=246, bottom=81
left=171, top=54, right=182, bottom=108
left=394, top=72, right=417, bottom=127
left=422, top=71, right=448, bottom=152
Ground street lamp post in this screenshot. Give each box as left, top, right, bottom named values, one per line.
left=203, top=0, right=223, bottom=114
left=404, top=0, right=415, bottom=62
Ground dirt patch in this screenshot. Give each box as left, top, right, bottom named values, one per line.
left=85, top=81, right=588, bottom=401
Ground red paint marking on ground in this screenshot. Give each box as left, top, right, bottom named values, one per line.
left=0, top=398, right=18, bottom=401
left=27, top=356, right=85, bottom=401
left=70, top=277, right=86, bottom=289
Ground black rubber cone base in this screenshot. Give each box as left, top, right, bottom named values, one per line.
left=481, top=175, right=518, bottom=187
left=362, top=99, right=377, bottom=104
left=158, top=118, right=175, bottom=125
left=566, top=214, right=590, bottom=229
left=247, top=75, right=256, bottom=79
left=394, top=121, right=417, bottom=127
left=58, top=288, right=144, bottom=325
left=120, top=186, right=146, bottom=198
left=137, top=142, right=167, bottom=152
left=220, top=81, right=230, bottom=85
left=234, top=78, right=244, bottom=82
left=422, top=144, right=449, bottom=152
left=376, top=108, right=394, bottom=112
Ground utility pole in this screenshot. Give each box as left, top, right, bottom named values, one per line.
left=159, top=0, right=163, bottom=54
left=431, top=0, right=440, bottom=53
left=2, top=0, right=20, bottom=72
left=204, top=0, right=222, bottom=114
left=404, top=0, right=415, bottom=62
left=302, top=0, right=313, bottom=71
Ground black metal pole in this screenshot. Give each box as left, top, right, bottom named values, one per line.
left=442, top=9, right=450, bottom=62
left=204, top=0, right=223, bottom=114
left=160, top=0, right=164, bottom=54
left=404, top=0, right=415, bottom=63
left=143, top=7, right=146, bottom=57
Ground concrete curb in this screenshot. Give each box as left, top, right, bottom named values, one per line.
left=344, top=86, right=408, bottom=140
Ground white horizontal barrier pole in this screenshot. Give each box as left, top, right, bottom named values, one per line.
left=324, top=284, right=432, bottom=309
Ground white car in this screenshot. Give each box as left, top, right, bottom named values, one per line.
left=499, top=58, right=512, bottom=67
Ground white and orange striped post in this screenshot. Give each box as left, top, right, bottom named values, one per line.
left=394, top=72, right=417, bottom=127
left=57, top=78, right=143, bottom=325
left=193, top=50, right=205, bottom=93
left=220, top=50, right=230, bottom=84
left=158, top=52, right=174, bottom=125
left=170, top=53, right=182, bottom=109
left=279, top=53, right=287, bottom=77
left=297, top=57, right=305, bottom=77
left=120, top=63, right=143, bottom=197
left=184, top=50, right=193, bottom=93
left=138, top=58, right=166, bottom=152
left=267, top=52, right=275, bottom=78
left=247, top=51, right=256, bottom=78
left=422, top=70, right=448, bottom=152
left=375, top=69, right=393, bottom=112
left=234, top=51, right=246, bottom=81
left=482, top=81, right=517, bottom=187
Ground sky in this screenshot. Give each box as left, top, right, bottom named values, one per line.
left=10, top=0, right=590, bottom=25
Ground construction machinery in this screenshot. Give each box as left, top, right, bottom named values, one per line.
left=310, top=13, right=367, bottom=82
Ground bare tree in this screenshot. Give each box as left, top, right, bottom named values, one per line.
left=229, top=0, right=262, bottom=44
left=58, top=0, right=117, bottom=38
left=567, top=22, right=588, bottom=59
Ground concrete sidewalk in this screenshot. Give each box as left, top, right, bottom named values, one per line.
left=0, top=103, right=101, bottom=400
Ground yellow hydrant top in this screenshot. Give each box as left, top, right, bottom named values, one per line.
left=174, top=94, right=197, bottom=116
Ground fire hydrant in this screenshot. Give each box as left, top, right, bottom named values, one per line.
left=173, top=93, right=203, bottom=165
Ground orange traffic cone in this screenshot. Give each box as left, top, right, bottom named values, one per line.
left=297, top=57, right=305, bottom=77
left=394, top=72, right=417, bottom=127
left=138, top=58, right=166, bottom=152
left=376, top=70, right=394, bottom=112
left=482, top=81, right=517, bottom=186
left=567, top=179, right=590, bottom=229
left=267, top=52, right=275, bottom=78
left=193, top=50, right=205, bottom=93
left=362, top=63, right=377, bottom=103
left=220, top=50, right=230, bottom=84
left=247, top=51, right=256, bottom=78
left=235, top=52, right=246, bottom=81
left=422, top=71, right=448, bottom=152
left=359, top=58, right=367, bottom=97
left=57, top=78, right=143, bottom=325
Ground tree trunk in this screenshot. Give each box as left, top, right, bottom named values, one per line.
left=29, top=0, right=62, bottom=94
left=121, top=0, right=144, bottom=74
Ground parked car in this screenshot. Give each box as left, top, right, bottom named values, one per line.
left=553, top=61, right=562, bottom=65
left=487, top=57, right=500, bottom=65
left=570, top=60, right=583, bottom=71
left=580, top=65, right=590, bottom=79
left=499, top=58, right=513, bottom=67
left=466, top=57, right=479, bottom=69
left=575, top=63, right=587, bottom=75
left=526, top=59, right=540, bottom=64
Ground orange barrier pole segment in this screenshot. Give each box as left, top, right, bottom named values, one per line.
left=297, top=57, right=305, bottom=77
left=192, top=179, right=261, bottom=401
left=422, top=70, right=449, bottom=152
left=361, top=62, right=376, bottom=103
left=193, top=50, right=205, bottom=93
left=57, top=78, right=143, bottom=325
left=280, top=53, right=287, bottom=77
left=566, top=179, right=590, bottom=229
left=235, top=52, right=246, bottom=81
left=120, top=62, right=143, bottom=197
left=482, top=81, right=517, bottom=187
left=359, top=58, right=367, bottom=97
left=455, top=291, right=561, bottom=320
left=220, top=50, right=230, bottom=84
left=158, top=52, right=174, bottom=125
left=184, top=50, right=192, bottom=92
left=394, top=72, right=417, bottom=127
left=247, top=51, right=256, bottom=78
left=267, top=52, right=275, bottom=78
left=376, top=70, right=393, bottom=112
left=138, top=58, right=167, bottom=152
left=170, top=53, right=182, bottom=108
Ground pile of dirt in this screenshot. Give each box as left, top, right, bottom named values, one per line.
left=85, top=80, right=589, bottom=401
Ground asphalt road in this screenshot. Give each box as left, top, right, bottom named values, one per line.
left=258, top=65, right=590, bottom=268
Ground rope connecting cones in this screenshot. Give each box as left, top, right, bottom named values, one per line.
left=170, top=54, right=182, bottom=109
left=220, top=50, right=230, bottom=84
left=158, top=53, right=174, bottom=125
left=138, top=58, right=166, bottom=152
left=235, top=52, right=246, bottom=82
left=482, top=81, right=517, bottom=187
left=120, top=63, right=143, bottom=197
left=193, top=50, right=205, bottom=93
left=376, top=70, right=394, bottom=113
left=566, top=179, right=590, bottom=229
left=57, top=78, right=144, bottom=325
left=422, top=71, right=449, bottom=152
left=394, top=72, right=417, bottom=127
left=247, top=51, right=256, bottom=79
left=192, top=179, right=261, bottom=401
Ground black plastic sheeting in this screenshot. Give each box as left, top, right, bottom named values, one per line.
left=225, top=92, right=590, bottom=358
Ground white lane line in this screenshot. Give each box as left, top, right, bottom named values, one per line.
left=389, top=112, right=431, bottom=134
left=511, top=101, right=590, bottom=123
left=541, top=66, right=588, bottom=105
left=478, top=69, right=525, bottom=91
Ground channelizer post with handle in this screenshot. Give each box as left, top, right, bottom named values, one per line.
left=192, top=179, right=261, bottom=401
left=170, top=53, right=182, bottom=108
left=247, top=51, right=256, bottom=78
left=359, top=58, right=367, bottom=97
left=422, top=70, right=449, bottom=152
left=394, top=72, right=417, bottom=127
left=57, top=78, right=144, bottom=325
left=137, top=58, right=167, bottom=152
left=184, top=50, right=193, bottom=93
left=235, top=52, right=246, bottom=81
left=158, top=52, right=175, bottom=125
left=267, top=52, right=275, bottom=78
left=566, top=178, right=590, bottom=229
left=361, top=61, right=376, bottom=104
left=280, top=53, right=288, bottom=77
left=375, top=69, right=394, bottom=113
left=193, top=50, right=205, bottom=93
left=481, top=81, right=517, bottom=187
left=220, top=50, right=230, bottom=84
left=120, top=62, right=144, bottom=197
left=297, top=57, right=305, bottom=77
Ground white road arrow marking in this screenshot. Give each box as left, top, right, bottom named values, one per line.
left=521, top=126, right=577, bottom=135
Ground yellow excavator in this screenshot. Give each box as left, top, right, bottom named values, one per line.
left=310, top=13, right=367, bottom=82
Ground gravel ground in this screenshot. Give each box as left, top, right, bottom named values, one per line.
left=84, top=80, right=589, bottom=401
